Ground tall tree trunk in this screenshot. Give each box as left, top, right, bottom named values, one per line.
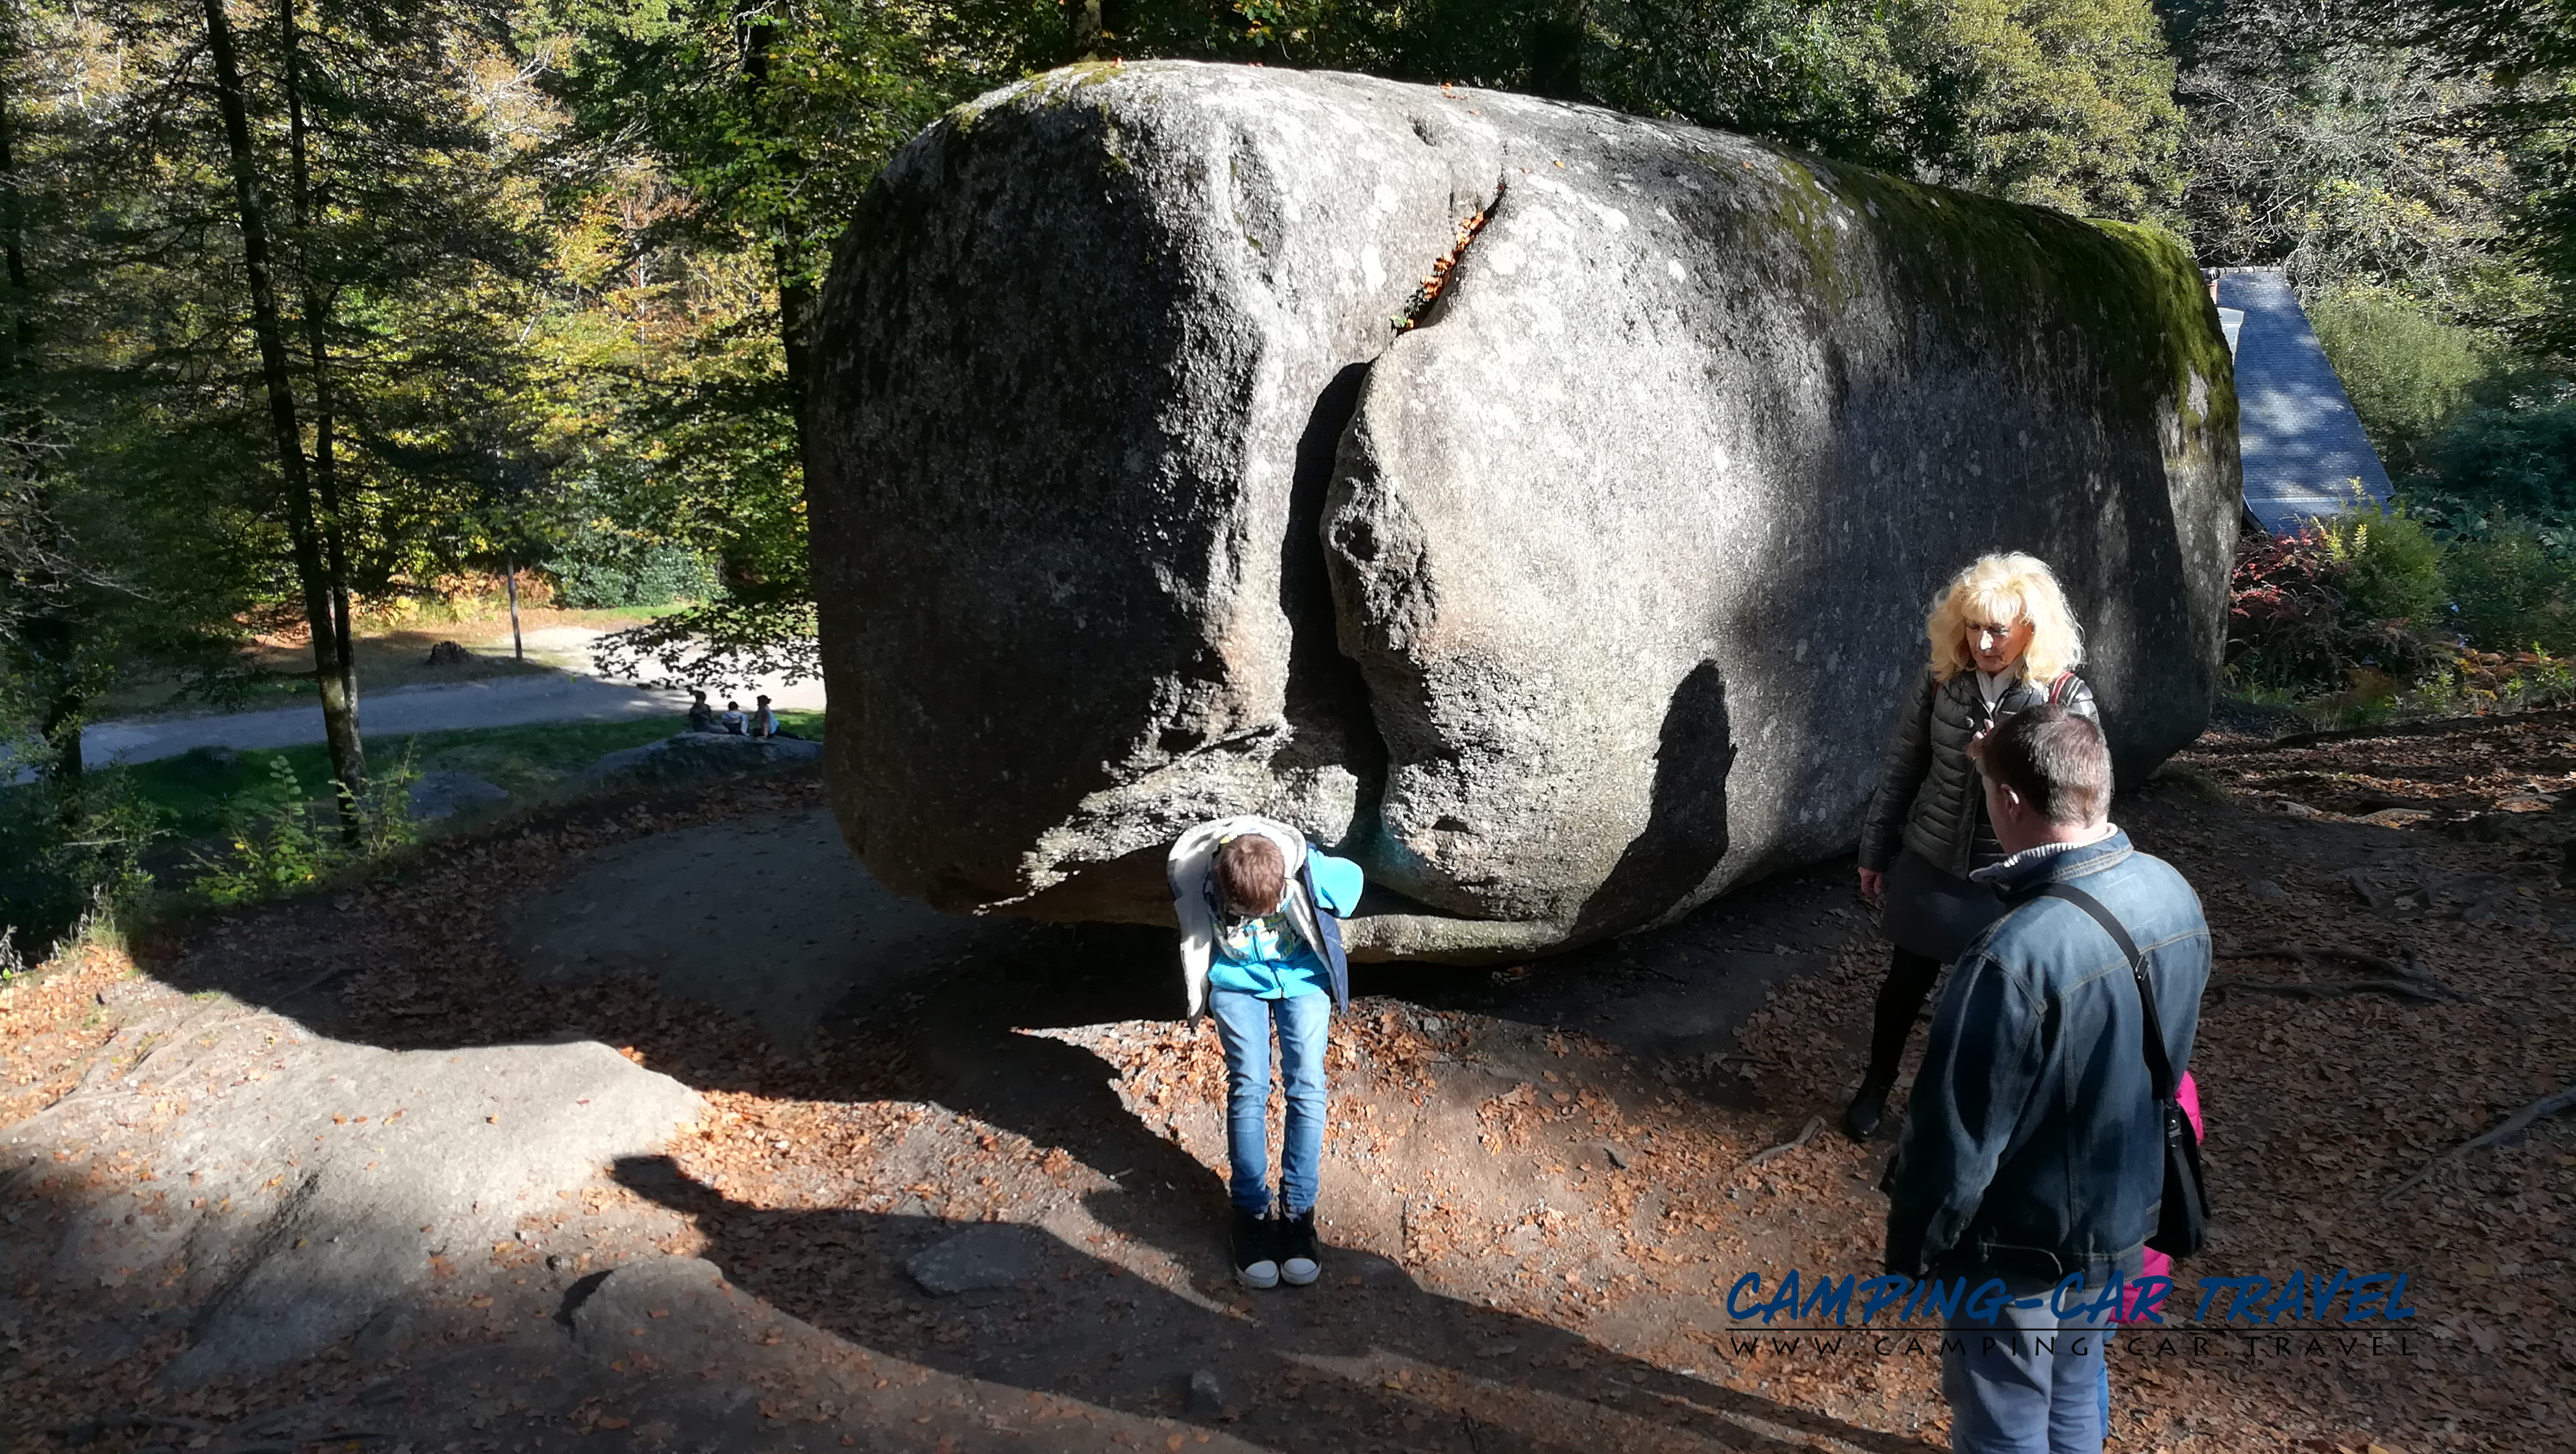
left=739, top=18, right=814, bottom=471
left=0, top=40, right=31, bottom=371
left=201, top=0, right=365, bottom=832
left=776, top=239, right=811, bottom=445
left=276, top=0, right=359, bottom=743
left=1067, top=0, right=1104, bottom=59
left=0, top=29, right=82, bottom=800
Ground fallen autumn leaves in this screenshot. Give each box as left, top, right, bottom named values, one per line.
left=0, top=710, right=2571, bottom=1452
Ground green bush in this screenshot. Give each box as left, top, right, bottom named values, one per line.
left=547, top=534, right=715, bottom=610
left=0, top=773, right=160, bottom=967
left=2420, top=398, right=2576, bottom=524
left=2226, top=517, right=2450, bottom=696
left=2322, top=504, right=2447, bottom=626
left=2309, top=291, right=2494, bottom=467
left=189, top=752, right=421, bottom=907
left=2444, top=524, right=2576, bottom=653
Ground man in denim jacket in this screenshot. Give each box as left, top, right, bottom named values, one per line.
left=1883, top=706, right=2210, bottom=1453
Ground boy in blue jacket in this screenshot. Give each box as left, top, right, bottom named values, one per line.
left=1168, top=817, right=1363, bottom=1288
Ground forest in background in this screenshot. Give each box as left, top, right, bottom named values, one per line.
left=0, top=0, right=2569, bottom=957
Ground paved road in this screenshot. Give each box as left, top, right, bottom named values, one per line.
left=68, top=623, right=828, bottom=770
left=81, top=674, right=695, bottom=767
left=2219, top=267, right=2394, bottom=534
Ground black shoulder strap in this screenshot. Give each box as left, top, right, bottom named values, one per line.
left=2025, top=881, right=2176, bottom=1101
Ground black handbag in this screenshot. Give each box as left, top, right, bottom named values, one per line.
left=2021, top=881, right=2211, bottom=1259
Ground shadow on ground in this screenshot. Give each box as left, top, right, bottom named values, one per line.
left=27, top=778, right=1919, bottom=1451
left=611, top=1150, right=1929, bottom=1453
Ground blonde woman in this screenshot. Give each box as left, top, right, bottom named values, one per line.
left=1846, top=553, right=2099, bottom=1140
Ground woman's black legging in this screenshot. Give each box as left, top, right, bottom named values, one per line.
left=1863, top=946, right=1945, bottom=1090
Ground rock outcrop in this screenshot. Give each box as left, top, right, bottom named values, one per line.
left=1, top=999, right=702, bottom=1385
left=586, top=731, right=823, bottom=787
left=408, top=769, right=508, bottom=821
left=808, top=61, right=2240, bottom=960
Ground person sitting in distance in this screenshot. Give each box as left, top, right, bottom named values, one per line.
left=685, top=689, right=717, bottom=733
left=1848, top=551, right=2099, bottom=1140
left=718, top=699, right=747, bottom=735
left=747, top=695, right=783, bottom=739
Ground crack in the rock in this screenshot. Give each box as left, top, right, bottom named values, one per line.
left=1316, top=176, right=1518, bottom=895
left=1394, top=178, right=1505, bottom=334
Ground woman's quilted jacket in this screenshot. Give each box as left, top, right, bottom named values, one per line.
left=1859, top=669, right=2101, bottom=878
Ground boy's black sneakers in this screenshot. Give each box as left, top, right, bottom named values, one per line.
left=1278, top=1209, right=1321, bottom=1287
left=1231, top=1207, right=1280, bottom=1290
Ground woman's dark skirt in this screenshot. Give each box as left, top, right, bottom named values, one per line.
left=1881, top=849, right=2007, bottom=961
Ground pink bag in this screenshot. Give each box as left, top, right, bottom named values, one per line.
left=2116, top=1072, right=2204, bottom=1323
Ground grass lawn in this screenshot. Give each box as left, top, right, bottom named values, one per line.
left=125, top=711, right=826, bottom=843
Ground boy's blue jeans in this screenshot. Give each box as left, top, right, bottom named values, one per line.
left=1940, top=1289, right=2115, bottom=1453
left=1206, top=987, right=1328, bottom=1216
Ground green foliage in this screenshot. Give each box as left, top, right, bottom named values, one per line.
left=190, top=758, right=343, bottom=907
left=188, top=751, right=421, bottom=907
left=2229, top=489, right=2576, bottom=716
left=2174, top=0, right=2517, bottom=301
left=133, top=746, right=321, bottom=844
left=0, top=772, right=160, bottom=966
left=2418, top=396, right=2576, bottom=521
left=2309, top=289, right=2497, bottom=465
left=2321, top=502, right=2449, bottom=624
left=546, top=532, right=715, bottom=610
left=1137, top=0, right=2186, bottom=221
left=1898, top=0, right=2185, bottom=220
left=0, top=0, right=560, bottom=807
left=2442, top=523, right=2576, bottom=650
left=2512, top=81, right=2576, bottom=364
left=526, top=0, right=1054, bottom=684
left=539, top=0, right=1051, bottom=299
left=125, top=714, right=826, bottom=843
left=2227, top=515, right=2451, bottom=695
left=2359, top=0, right=2576, bottom=364
left=588, top=595, right=821, bottom=693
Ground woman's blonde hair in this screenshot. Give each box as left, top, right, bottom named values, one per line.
left=1925, top=552, right=2084, bottom=682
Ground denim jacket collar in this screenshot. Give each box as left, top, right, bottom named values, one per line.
left=1969, top=826, right=2131, bottom=897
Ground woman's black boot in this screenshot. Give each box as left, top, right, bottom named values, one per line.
left=1843, top=1081, right=1891, bottom=1141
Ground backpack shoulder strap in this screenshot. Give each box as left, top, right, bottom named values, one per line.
left=2023, top=881, right=2176, bottom=1100
left=2046, top=670, right=2077, bottom=706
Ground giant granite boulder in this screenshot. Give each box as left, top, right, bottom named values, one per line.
left=808, top=61, right=2240, bottom=961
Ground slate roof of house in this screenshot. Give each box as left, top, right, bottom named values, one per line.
left=2218, top=268, right=2394, bottom=534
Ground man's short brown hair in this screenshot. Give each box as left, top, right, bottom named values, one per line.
left=1215, top=834, right=1286, bottom=915
left=1976, top=704, right=2112, bottom=827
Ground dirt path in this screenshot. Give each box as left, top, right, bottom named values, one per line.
left=5, top=719, right=2573, bottom=1453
